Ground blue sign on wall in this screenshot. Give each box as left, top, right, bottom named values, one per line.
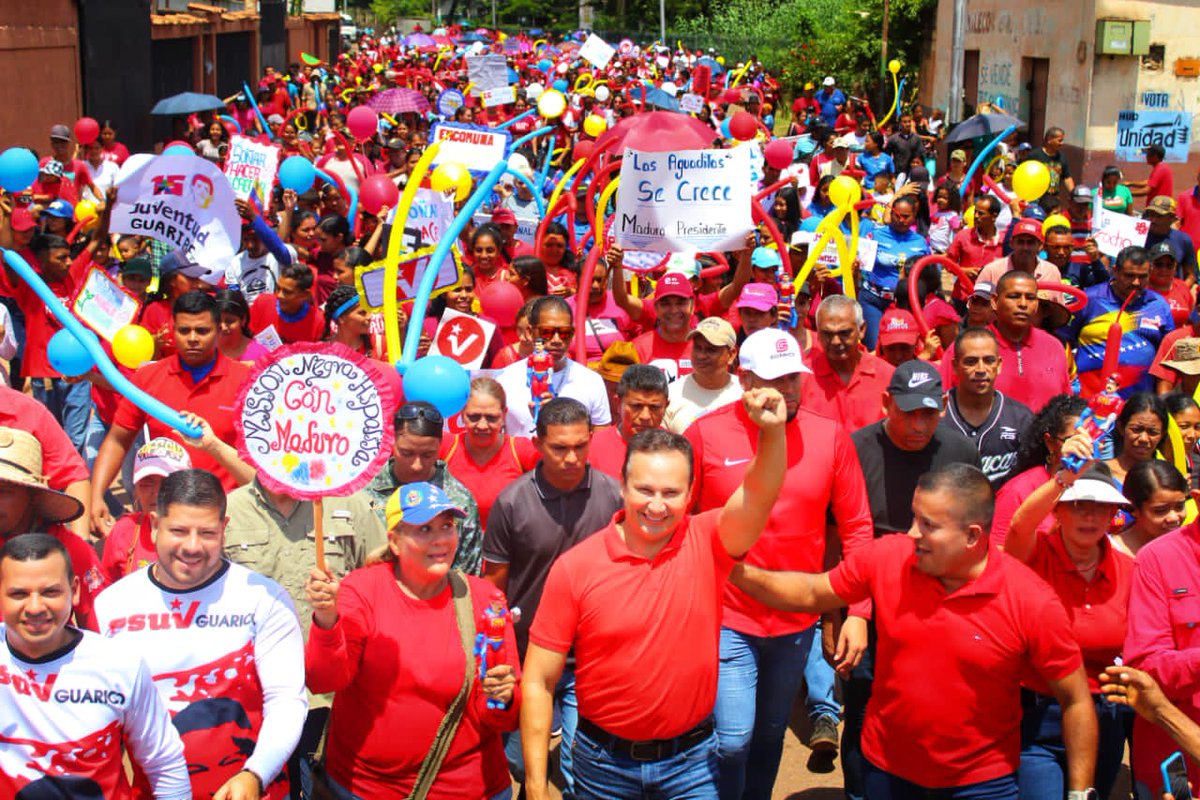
left=1116, top=110, right=1191, bottom=163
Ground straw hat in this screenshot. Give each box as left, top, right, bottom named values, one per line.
left=0, top=428, right=85, bottom=525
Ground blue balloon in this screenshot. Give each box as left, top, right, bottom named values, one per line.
left=552, top=79, right=568, bottom=93
left=401, top=356, right=471, bottom=417
left=537, top=58, right=553, bottom=72
left=162, top=144, right=194, bottom=157
left=720, top=118, right=732, bottom=139
left=47, top=329, right=94, bottom=377
left=0, top=147, right=39, bottom=193
left=279, top=156, right=317, bottom=193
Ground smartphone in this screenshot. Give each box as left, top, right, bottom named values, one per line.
left=1162, top=751, right=1193, bottom=800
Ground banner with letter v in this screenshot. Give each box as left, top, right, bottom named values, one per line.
left=430, top=308, right=496, bottom=370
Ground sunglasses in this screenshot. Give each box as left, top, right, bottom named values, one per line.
left=536, top=326, right=575, bottom=341
left=396, top=405, right=443, bottom=425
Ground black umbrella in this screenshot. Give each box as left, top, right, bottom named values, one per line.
left=151, top=92, right=227, bottom=116
left=945, top=112, right=1025, bottom=144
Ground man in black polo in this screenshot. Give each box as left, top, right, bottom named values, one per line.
left=483, top=397, right=622, bottom=799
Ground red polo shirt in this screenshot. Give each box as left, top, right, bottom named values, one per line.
left=112, top=352, right=251, bottom=490
left=686, top=403, right=874, bottom=635
left=801, top=350, right=894, bottom=433
left=0, top=386, right=89, bottom=490
left=530, top=509, right=733, bottom=740
left=1178, top=187, right=1200, bottom=252
left=829, top=534, right=1082, bottom=788
left=945, top=226, right=1005, bottom=301
left=632, top=330, right=693, bottom=378
left=249, top=293, right=325, bottom=344
left=940, top=324, right=1069, bottom=413
left=586, top=425, right=628, bottom=480
left=439, top=433, right=538, bottom=527
left=9, top=249, right=92, bottom=378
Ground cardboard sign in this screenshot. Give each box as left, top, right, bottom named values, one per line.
left=1092, top=205, right=1150, bottom=257
left=482, top=86, right=516, bottom=108
left=579, top=34, right=616, bottom=69
left=790, top=231, right=879, bottom=272
left=613, top=146, right=754, bottom=251
left=466, top=54, right=509, bottom=92
left=356, top=246, right=463, bottom=310
left=381, top=187, right=455, bottom=258
left=71, top=267, right=141, bottom=342
left=430, top=308, right=496, bottom=369
left=1116, top=110, right=1191, bottom=163
left=437, top=88, right=465, bottom=117
left=429, top=122, right=511, bottom=173
left=223, top=135, right=280, bottom=202
left=254, top=324, right=283, bottom=351
left=680, top=93, right=705, bottom=114
left=236, top=343, right=394, bottom=499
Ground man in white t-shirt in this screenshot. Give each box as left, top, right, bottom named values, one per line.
left=664, top=317, right=743, bottom=433
left=81, top=141, right=120, bottom=205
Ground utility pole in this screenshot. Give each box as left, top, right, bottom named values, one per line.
left=660, top=0, right=666, bottom=43
left=948, top=0, right=966, bottom=122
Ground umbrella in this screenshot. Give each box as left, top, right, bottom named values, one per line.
left=945, top=112, right=1025, bottom=143
left=367, top=88, right=431, bottom=115
left=696, top=56, right=725, bottom=75
left=151, top=91, right=227, bottom=115
left=595, top=111, right=719, bottom=154
left=433, top=27, right=447, bottom=36
left=404, top=32, right=436, bottom=47
left=628, top=84, right=681, bottom=112
left=460, top=31, right=487, bottom=43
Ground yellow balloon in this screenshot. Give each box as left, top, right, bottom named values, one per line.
left=74, top=200, right=98, bottom=223
left=888, top=59, right=902, bottom=74
left=1012, top=160, right=1050, bottom=202
left=537, top=89, right=567, bottom=119
left=963, top=205, right=975, bottom=228
left=1043, top=213, right=1071, bottom=234
left=431, top=163, right=472, bottom=202
left=111, top=324, right=155, bottom=369
left=583, top=114, right=607, bottom=138
left=828, top=175, right=862, bottom=207
left=716, top=56, right=725, bottom=65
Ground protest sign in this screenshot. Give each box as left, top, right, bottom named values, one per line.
left=1116, top=110, right=1191, bottom=163
left=430, top=308, right=496, bottom=370
left=429, top=123, right=512, bottom=173
left=473, top=210, right=536, bottom=244
left=71, top=267, right=141, bottom=341
left=356, top=246, right=462, bottom=310
left=613, top=146, right=754, bottom=251
left=679, top=93, right=705, bottom=114
left=382, top=187, right=455, bottom=258
left=791, top=231, right=879, bottom=272
left=1092, top=205, right=1150, bottom=257
left=255, top=324, right=283, bottom=351
left=482, top=86, right=516, bottom=108
left=622, top=249, right=670, bottom=273
left=223, top=135, right=280, bottom=202
left=437, top=88, right=466, bottom=117
left=466, top=54, right=509, bottom=92
left=579, top=34, right=616, bottom=69
left=112, top=154, right=240, bottom=265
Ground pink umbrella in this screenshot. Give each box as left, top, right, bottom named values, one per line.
left=595, top=111, right=720, bottom=154
left=367, top=88, right=432, bottom=115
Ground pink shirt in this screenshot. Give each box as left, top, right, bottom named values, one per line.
left=976, top=256, right=1064, bottom=305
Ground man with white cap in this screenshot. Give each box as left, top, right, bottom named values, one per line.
left=816, top=77, right=846, bottom=129
left=664, top=318, right=742, bottom=433
left=684, top=329, right=875, bottom=800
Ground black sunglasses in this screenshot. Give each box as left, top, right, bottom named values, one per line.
left=396, top=405, right=443, bottom=425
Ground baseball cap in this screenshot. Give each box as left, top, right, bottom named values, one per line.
left=739, top=328, right=810, bottom=379
left=735, top=283, right=778, bottom=312
left=750, top=246, right=782, bottom=270
left=833, top=135, right=853, bottom=149
left=970, top=281, right=995, bottom=302
left=949, top=149, right=967, bottom=162
left=385, top=481, right=466, bottom=528
left=491, top=208, right=517, bottom=225
left=159, top=250, right=222, bottom=283
left=121, top=255, right=154, bottom=278
left=44, top=199, right=73, bottom=218
left=1161, top=337, right=1200, bottom=376
left=1011, top=218, right=1045, bottom=242
left=663, top=252, right=701, bottom=279
left=1149, top=240, right=1180, bottom=262
left=655, top=271, right=695, bottom=301
left=385, top=137, right=406, bottom=149
left=887, top=360, right=944, bottom=411
left=49, top=124, right=70, bottom=141
left=804, top=82, right=815, bottom=91
left=10, top=207, right=36, bottom=232
left=1059, top=476, right=1129, bottom=506
left=877, top=309, right=920, bottom=347
left=923, top=297, right=960, bottom=327
left=133, top=438, right=192, bottom=484
left=267, top=113, right=285, bottom=126
left=822, top=76, right=835, bottom=86
left=688, top=317, right=737, bottom=349
left=1145, top=196, right=1177, bottom=217
left=1071, top=185, right=1094, bottom=204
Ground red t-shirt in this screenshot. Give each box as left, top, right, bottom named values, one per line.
left=530, top=510, right=733, bottom=740
left=9, top=250, right=92, bottom=378
left=829, top=534, right=1082, bottom=788
left=1153, top=278, right=1194, bottom=328
left=801, top=351, right=894, bottom=433
left=586, top=425, right=628, bottom=480
left=99, top=512, right=156, bottom=584
left=0, top=385, right=89, bottom=489
left=439, top=434, right=538, bottom=527
left=991, top=465, right=1054, bottom=548
left=632, top=330, right=693, bottom=379
left=112, top=353, right=251, bottom=490
left=1147, top=161, right=1175, bottom=203
left=249, top=294, right=325, bottom=344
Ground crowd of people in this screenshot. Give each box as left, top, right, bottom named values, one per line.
left=2, top=20, right=1200, bottom=800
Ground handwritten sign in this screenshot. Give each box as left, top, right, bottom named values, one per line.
left=437, top=88, right=465, bottom=117
left=1092, top=204, right=1150, bottom=257
left=466, top=54, right=509, bottom=92
left=70, top=267, right=141, bottom=341
left=382, top=187, right=455, bottom=258
left=614, top=146, right=753, bottom=251
left=235, top=343, right=394, bottom=499
left=791, top=231, right=879, bottom=272
left=579, top=34, right=616, bottom=70
left=356, top=246, right=463, bottom=310
left=430, top=308, right=496, bottom=369
left=429, top=122, right=512, bottom=173
left=680, top=93, right=705, bottom=114
left=482, top=86, right=515, bottom=108
left=1116, top=110, right=1191, bottom=163
left=223, top=135, right=280, bottom=202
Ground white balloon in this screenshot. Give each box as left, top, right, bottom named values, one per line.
left=594, top=85, right=611, bottom=102
left=556, top=62, right=569, bottom=74
left=526, top=82, right=545, bottom=100
left=661, top=81, right=677, bottom=96
left=537, top=89, right=568, bottom=119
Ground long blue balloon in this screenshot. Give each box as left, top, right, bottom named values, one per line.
left=242, top=81, right=271, bottom=138
left=314, top=167, right=359, bottom=231
left=1, top=249, right=203, bottom=438
left=509, top=125, right=555, bottom=153
left=497, top=107, right=537, bottom=130
left=399, top=158, right=509, bottom=370
left=219, top=114, right=242, bottom=134
left=958, top=123, right=1017, bottom=198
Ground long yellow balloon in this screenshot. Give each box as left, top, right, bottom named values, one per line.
left=544, top=158, right=586, bottom=229
left=792, top=209, right=847, bottom=292
left=383, top=141, right=442, bottom=364
left=1167, top=413, right=1199, bottom=524
left=594, top=176, right=622, bottom=248
left=840, top=210, right=861, bottom=299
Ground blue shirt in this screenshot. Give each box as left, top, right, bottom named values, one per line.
left=1066, top=282, right=1175, bottom=396
left=858, top=152, right=895, bottom=184
left=817, top=88, right=846, bottom=127
left=866, top=225, right=931, bottom=292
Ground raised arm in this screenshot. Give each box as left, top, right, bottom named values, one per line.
left=1004, top=432, right=1092, bottom=563
left=607, top=245, right=648, bottom=321
left=716, top=388, right=788, bottom=557
left=730, top=562, right=847, bottom=614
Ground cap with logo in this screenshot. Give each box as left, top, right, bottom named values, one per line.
left=1070, top=185, right=1094, bottom=204
left=1011, top=218, right=1045, bottom=242
left=385, top=481, right=466, bottom=529
left=655, top=272, right=694, bottom=301
left=689, top=317, right=737, bottom=349
left=735, top=283, right=779, bottom=312
left=1145, top=196, right=1177, bottom=217
left=739, top=328, right=811, bottom=380
left=887, top=360, right=944, bottom=412
left=1149, top=240, right=1180, bottom=263
left=133, top=438, right=192, bottom=484
left=44, top=199, right=74, bottom=218
left=1161, top=337, right=1200, bottom=376
left=822, top=76, right=835, bottom=86
left=877, top=308, right=920, bottom=346
left=970, top=281, right=995, bottom=302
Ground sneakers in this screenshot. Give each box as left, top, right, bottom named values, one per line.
left=809, top=715, right=839, bottom=752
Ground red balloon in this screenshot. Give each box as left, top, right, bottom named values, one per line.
left=74, top=117, right=100, bottom=145
left=359, top=174, right=400, bottom=215
left=722, top=88, right=742, bottom=105
left=764, top=139, right=794, bottom=171
left=346, top=106, right=378, bottom=142
left=479, top=281, right=524, bottom=328
left=573, top=139, right=595, bottom=163
left=729, top=111, right=757, bottom=141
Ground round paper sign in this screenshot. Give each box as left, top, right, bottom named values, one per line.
left=236, top=342, right=394, bottom=499
left=437, top=88, right=466, bottom=118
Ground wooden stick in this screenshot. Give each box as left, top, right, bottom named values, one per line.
left=314, top=497, right=327, bottom=574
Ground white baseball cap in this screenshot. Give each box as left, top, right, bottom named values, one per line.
left=739, top=329, right=811, bottom=380
left=133, top=438, right=192, bottom=484
left=822, top=76, right=836, bottom=86
left=1059, top=477, right=1129, bottom=506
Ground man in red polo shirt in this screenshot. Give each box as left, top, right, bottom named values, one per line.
left=803, top=294, right=895, bottom=432
left=249, top=263, right=325, bottom=344
left=631, top=273, right=695, bottom=380
left=732, top=463, right=1099, bottom=799
left=588, top=364, right=669, bottom=479
left=521, top=387, right=788, bottom=800
left=687, top=328, right=875, bottom=800
left=945, top=195, right=1007, bottom=304
left=91, top=291, right=252, bottom=533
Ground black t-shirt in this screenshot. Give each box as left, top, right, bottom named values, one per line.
left=851, top=420, right=981, bottom=536
left=1024, top=148, right=1072, bottom=195
left=939, top=390, right=1033, bottom=490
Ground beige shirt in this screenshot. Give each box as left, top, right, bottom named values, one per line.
left=976, top=256, right=1064, bottom=305
left=663, top=373, right=743, bottom=434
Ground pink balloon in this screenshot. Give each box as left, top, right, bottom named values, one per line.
left=729, top=111, right=757, bottom=142
left=346, top=106, right=379, bottom=142
left=359, top=174, right=400, bottom=215
left=764, top=139, right=794, bottom=171
left=479, top=281, right=524, bottom=328
left=74, top=117, right=100, bottom=145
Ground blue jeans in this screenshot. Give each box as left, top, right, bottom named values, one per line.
left=858, top=285, right=893, bottom=352
left=864, top=758, right=1018, bottom=799
left=313, top=770, right=512, bottom=800
left=31, top=377, right=92, bottom=453
left=714, top=623, right=818, bottom=800
left=572, top=726, right=718, bottom=799
left=805, top=619, right=839, bottom=722
left=1017, top=691, right=1130, bottom=800
left=505, top=666, right=577, bottom=796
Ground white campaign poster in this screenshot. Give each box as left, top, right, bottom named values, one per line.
left=429, top=123, right=512, bottom=173
left=579, top=34, right=616, bottom=70
left=1091, top=205, right=1150, bottom=258
left=430, top=308, right=496, bottom=370
left=482, top=86, right=515, bottom=108
left=466, top=54, right=509, bottom=92
left=613, top=146, right=754, bottom=251
left=679, top=93, right=705, bottom=114
left=382, top=187, right=456, bottom=258
left=223, top=135, right=280, bottom=202
left=790, top=231, right=879, bottom=272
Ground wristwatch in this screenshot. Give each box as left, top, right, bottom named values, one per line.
left=1067, top=790, right=1098, bottom=800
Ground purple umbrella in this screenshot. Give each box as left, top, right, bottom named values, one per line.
left=403, top=32, right=436, bottom=47
left=367, top=88, right=432, bottom=115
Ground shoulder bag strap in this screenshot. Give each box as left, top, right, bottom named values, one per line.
left=407, top=571, right=477, bottom=800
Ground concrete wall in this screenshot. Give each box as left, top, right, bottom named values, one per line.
left=0, top=0, right=82, bottom=151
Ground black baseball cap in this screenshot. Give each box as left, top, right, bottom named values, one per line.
left=887, top=360, right=944, bottom=412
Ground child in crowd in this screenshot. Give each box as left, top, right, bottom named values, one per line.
left=100, top=438, right=191, bottom=583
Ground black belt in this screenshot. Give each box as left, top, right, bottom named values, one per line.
left=576, top=716, right=713, bottom=762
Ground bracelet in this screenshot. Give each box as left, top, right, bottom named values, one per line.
left=1067, top=790, right=1098, bottom=800
left=1054, top=470, right=1072, bottom=489
left=239, top=769, right=264, bottom=794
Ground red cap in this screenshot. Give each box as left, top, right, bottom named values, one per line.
left=655, top=272, right=694, bottom=301
left=923, top=297, right=961, bottom=327
left=491, top=208, right=517, bottom=225
left=1011, top=218, right=1044, bottom=242
left=10, top=207, right=35, bottom=232
left=877, top=309, right=920, bottom=346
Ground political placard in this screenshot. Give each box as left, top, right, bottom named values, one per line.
left=482, top=86, right=516, bottom=108
left=437, top=88, right=466, bottom=117
left=466, top=54, right=509, bottom=92
left=790, top=231, right=879, bottom=272
left=430, top=308, right=496, bottom=370
left=235, top=342, right=394, bottom=499
left=1092, top=205, right=1150, bottom=257
left=613, top=146, right=754, bottom=251
left=1116, top=110, right=1191, bottom=163
left=70, top=267, right=141, bottom=341
left=223, top=135, right=280, bottom=202
left=429, top=123, right=512, bottom=173
left=356, top=246, right=463, bottom=310
left=472, top=210, right=536, bottom=244
left=679, top=93, right=705, bottom=114
left=381, top=187, right=455, bottom=258
left=579, top=34, right=616, bottom=70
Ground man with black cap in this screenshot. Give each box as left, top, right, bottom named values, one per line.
left=1147, top=240, right=1193, bottom=328
left=1143, top=196, right=1198, bottom=282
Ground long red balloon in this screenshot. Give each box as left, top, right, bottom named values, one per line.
left=907, top=255, right=973, bottom=336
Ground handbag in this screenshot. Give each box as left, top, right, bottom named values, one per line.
left=304, top=571, right=478, bottom=800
